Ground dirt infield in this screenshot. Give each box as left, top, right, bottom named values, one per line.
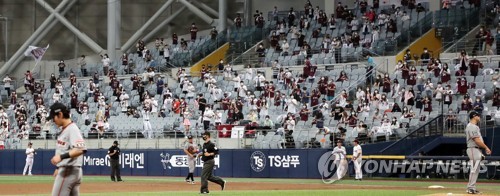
left=0, top=180, right=454, bottom=195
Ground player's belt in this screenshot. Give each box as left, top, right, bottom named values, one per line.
left=57, top=166, right=81, bottom=168
left=467, top=146, right=479, bottom=149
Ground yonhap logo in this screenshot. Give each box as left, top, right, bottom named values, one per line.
left=251, top=151, right=266, bottom=172
left=317, top=151, right=348, bottom=183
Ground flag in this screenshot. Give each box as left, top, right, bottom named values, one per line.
left=24, top=44, right=49, bottom=62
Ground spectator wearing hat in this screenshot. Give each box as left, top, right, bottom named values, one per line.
left=108, top=141, right=122, bottom=182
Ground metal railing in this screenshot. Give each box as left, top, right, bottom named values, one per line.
left=378, top=115, right=445, bottom=155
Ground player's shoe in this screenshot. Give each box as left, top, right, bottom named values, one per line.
left=221, top=180, right=226, bottom=190
left=466, top=189, right=481, bottom=194
left=186, top=179, right=191, bottom=184
left=28, top=173, right=32, bottom=176
left=200, top=191, right=210, bottom=194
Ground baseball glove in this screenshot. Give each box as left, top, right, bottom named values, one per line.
left=188, top=146, right=196, bottom=154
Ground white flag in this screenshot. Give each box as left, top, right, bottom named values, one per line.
left=24, top=44, right=49, bottom=62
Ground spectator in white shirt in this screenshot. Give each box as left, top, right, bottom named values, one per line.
left=150, top=97, right=158, bottom=115
left=3, top=75, right=12, bottom=97
left=282, top=40, right=290, bottom=53
left=254, top=73, right=266, bottom=91
left=119, top=92, right=129, bottom=113
left=52, top=89, right=61, bottom=103
left=101, top=54, right=111, bottom=76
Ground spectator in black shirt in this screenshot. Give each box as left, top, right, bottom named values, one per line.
left=210, top=27, right=218, bottom=40
left=108, top=141, right=122, bottom=182
left=199, top=132, right=225, bottom=194
left=420, top=48, right=431, bottom=65
left=198, top=94, right=207, bottom=119
left=256, top=44, right=266, bottom=57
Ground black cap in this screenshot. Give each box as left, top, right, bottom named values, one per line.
left=353, top=139, right=359, bottom=144
left=187, top=135, right=193, bottom=139
left=469, top=111, right=480, bottom=119
left=28, top=142, right=33, bottom=145
left=202, top=132, right=211, bottom=137
left=113, top=140, right=119, bottom=145
left=46, top=102, right=70, bottom=120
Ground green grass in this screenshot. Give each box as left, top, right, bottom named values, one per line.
left=0, top=176, right=499, bottom=196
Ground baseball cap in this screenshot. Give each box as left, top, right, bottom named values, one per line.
left=469, top=111, right=480, bottom=119
left=113, top=140, right=119, bottom=145
left=28, top=142, right=33, bottom=145
left=46, top=102, right=70, bottom=120
left=353, top=139, right=359, bottom=144
left=187, top=135, right=193, bottom=139
left=202, top=132, right=211, bottom=137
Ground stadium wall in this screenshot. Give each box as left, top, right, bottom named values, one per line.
left=0, top=149, right=329, bottom=178
left=395, top=28, right=442, bottom=63
left=2, top=149, right=498, bottom=179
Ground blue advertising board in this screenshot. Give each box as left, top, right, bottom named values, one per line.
left=0, top=149, right=330, bottom=178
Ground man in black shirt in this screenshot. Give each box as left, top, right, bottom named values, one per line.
left=199, top=132, right=225, bottom=194
left=198, top=94, right=207, bottom=122
left=108, top=140, right=122, bottom=182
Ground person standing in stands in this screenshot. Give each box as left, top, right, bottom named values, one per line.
left=190, top=23, right=198, bottom=41
left=108, top=140, right=123, bottom=182
left=199, top=132, right=226, bottom=194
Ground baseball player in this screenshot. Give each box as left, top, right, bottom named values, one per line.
left=47, top=103, right=87, bottom=196
left=23, top=142, right=35, bottom=176
left=142, top=106, right=152, bottom=139
left=352, top=139, right=363, bottom=181
left=465, top=111, right=491, bottom=194
left=199, top=132, right=226, bottom=194
left=332, top=140, right=347, bottom=180
left=183, top=135, right=198, bottom=184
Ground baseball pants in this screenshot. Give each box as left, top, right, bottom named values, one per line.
left=23, top=158, right=33, bottom=175
left=335, top=159, right=347, bottom=180
left=110, top=159, right=121, bottom=181
left=143, top=121, right=152, bottom=139
left=186, top=158, right=195, bottom=182
left=467, top=147, right=483, bottom=190
left=200, top=159, right=224, bottom=193
left=52, top=166, right=82, bottom=196
left=354, top=159, right=363, bottom=179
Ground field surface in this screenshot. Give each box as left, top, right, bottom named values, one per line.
left=0, top=175, right=499, bottom=196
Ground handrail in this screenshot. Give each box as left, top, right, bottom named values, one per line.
left=378, top=114, right=443, bottom=154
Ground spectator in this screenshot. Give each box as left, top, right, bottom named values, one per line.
left=472, top=97, right=484, bottom=114
left=57, top=60, right=66, bottom=78
left=101, top=54, right=110, bottom=76
left=190, top=23, right=198, bottom=41
left=3, top=75, right=12, bottom=97
left=210, top=27, right=218, bottom=40
left=79, top=55, right=87, bottom=77
left=234, top=13, right=242, bottom=28
left=469, top=56, right=483, bottom=77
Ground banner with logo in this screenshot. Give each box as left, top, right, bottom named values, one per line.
left=0, top=149, right=497, bottom=179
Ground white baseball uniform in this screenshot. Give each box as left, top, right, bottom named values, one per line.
left=23, top=146, right=35, bottom=175
left=353, top=144, right=363, bottom=180
left=142, top=110, right=152, bottom=139
left=332, top=146, right=346, bottom=180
